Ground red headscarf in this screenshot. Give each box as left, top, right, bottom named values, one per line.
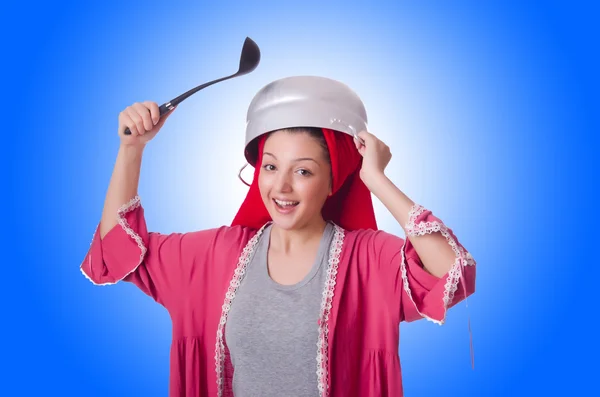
left=231, top=128, right=377, bottom=231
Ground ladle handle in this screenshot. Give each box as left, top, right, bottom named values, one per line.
left=123, top=102, right=173, bottom=135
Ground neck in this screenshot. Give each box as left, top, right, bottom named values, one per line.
left=269, top=216, right=327, bottom=254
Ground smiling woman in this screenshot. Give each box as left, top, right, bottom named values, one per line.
left=80, top=75, right=477, bottom=397
left=259, top=128, right=332, bottom=231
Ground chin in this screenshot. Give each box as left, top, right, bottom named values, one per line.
left=265, top=202, right=306, bottom=230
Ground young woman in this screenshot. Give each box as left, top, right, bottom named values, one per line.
left=81, top=76, right=476, bottom=397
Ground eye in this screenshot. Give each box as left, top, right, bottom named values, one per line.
left=297, top=169, right=312, bottom=177
left=262, top=164, right=276, bottom=171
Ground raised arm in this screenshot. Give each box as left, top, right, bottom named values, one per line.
left=100, top=101, right=175, bottom=237
left=80, top=101, right=197, bottom=309
left=355, top=130, right=476, bottom=324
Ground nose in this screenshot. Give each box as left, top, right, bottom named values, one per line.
left=274, top=170, right=293, bottom=193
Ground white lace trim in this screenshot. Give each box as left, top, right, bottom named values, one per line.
left=400, top=203, right=475, bottom=325
left=214, top=222, right=268, bottom=397
left=213, top=222, right=345, bottom=396
left=81, top=195, right=147, bottom=286
left=316, top=224, right=345, bottom=397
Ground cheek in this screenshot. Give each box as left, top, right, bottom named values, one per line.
left=257, top=174, right=268, bottom=196
left=258, top=172, right=275, bottom=200
left=299, top=178, right=329, bottom=202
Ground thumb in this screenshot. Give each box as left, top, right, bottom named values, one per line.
left=154, top=106, right=176, bottom=129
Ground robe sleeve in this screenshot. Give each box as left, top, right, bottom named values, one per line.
left=79, top=195, right=220, bottom=310
left=373, top=203, right=476, bottom=325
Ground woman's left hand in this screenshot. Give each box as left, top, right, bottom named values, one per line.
left=354, top=130, right=392, bottom=185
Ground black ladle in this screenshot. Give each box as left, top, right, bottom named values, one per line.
left=124, top=37, right=261, bottom=135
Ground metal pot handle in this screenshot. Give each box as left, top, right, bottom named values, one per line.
left=238, top=163, right=252, bottom=187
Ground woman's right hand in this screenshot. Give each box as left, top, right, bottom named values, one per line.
left=118, top=101, right=176, bottom=147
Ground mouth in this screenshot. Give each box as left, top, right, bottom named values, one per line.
left=272, top=198, right=300, bottom=213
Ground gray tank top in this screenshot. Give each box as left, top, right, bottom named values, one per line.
left=225, top=221, right=335, bottom=396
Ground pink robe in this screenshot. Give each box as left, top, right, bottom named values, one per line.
left=80, top=195, right=476, bottom=396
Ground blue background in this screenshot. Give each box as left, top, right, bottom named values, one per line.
left=4, top=0, right=597, bottom=396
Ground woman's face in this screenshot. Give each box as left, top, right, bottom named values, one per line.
left=258, top=130, right=332, bottom=231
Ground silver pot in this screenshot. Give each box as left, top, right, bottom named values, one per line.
left=243, top=75, right=368, bottom=167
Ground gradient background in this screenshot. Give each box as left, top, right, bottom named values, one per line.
left=3, top=0, right=598, bottom=396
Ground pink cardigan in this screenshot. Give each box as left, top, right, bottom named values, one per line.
left=80, top=196, right=476, bottom=396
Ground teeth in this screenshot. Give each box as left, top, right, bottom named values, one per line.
left=274, top=199, right=299, bottom=207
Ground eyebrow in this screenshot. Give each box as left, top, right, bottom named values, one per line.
left=263, top=152, right=321, bottom=166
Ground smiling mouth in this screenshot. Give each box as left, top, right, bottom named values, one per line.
left=273, top=198, right=299, bottom=209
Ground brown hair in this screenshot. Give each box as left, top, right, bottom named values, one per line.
left=268, top=127, right=331, bottom=166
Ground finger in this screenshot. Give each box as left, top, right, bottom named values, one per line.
left=354, top=136, right=366, bottom=156
left=353, top=135, right=363, bottom=150
left=144, top=101, right=160, bottom=126
left=121, top=113, right=139, bottom=136
left=357, top=130, right=372, bottom=140
left=133, top=102, right=154, bottom=131
left=126, top=107, right=146, bottom=135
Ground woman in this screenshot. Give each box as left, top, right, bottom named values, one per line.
left=81, top=76, right=476, bottom=397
